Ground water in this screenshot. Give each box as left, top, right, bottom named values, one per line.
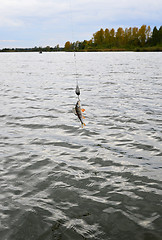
left=0, top=52, right=162, bottom=240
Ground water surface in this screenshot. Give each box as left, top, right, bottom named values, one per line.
left=0, top=52, right=162, bottom=240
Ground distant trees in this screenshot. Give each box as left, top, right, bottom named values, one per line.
left=64, top=25, right=162, bottom=51
left=150, top=26, right=162, bottom=46
left=92, top=25, right=152, bottom=48
left=1, top=25, right=161, bottom=53
left=93, top=28, right=104, bottom=45
left=0, top=45, right=64, bottom=52
left=109, top=28, right=115, bottom=47
left=116, top=27, right=125, bottom=47
left=138, top=25, right=150, bottom=46
left=64, top=41, right=72, bottom=51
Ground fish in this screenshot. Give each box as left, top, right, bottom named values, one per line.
left=74, top=100, right=86, bottom=128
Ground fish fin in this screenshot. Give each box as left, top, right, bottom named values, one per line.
left=72, top=108, right=77, bottom=115
left=81, top=108, right=85, bottom=112
left=82, top=116, right=85, bottom=119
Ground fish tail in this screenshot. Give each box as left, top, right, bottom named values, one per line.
left=81, top=123, right=86, bottom=128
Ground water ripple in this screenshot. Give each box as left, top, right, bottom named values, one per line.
left=0, top=52, right=162, bottom=240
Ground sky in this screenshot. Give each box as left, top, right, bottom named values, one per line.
left=0, top=0, right=161, bottom=48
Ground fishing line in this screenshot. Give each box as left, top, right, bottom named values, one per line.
left=68, top=0, right=85, bottom=128
left=68, top=0, right=80, bottom=98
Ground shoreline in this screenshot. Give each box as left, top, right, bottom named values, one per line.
left=0, top=47, right=162, bottom=53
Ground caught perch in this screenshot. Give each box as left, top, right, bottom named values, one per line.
left=74, top=100, right=86, bottom=128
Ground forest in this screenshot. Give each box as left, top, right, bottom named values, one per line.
left=0, top=25, right=161, bottom=52
left=64, top=25, right=162, bottom=51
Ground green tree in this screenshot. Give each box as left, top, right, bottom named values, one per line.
left=78, top=40, right=91, bottom=50
left=151, top=26, right=162, bottom=46
left=151, top=27, right=158, bottom=45
left=45, top=46, right=51, bottom=51
left=159, top=26, right=162, bottom=44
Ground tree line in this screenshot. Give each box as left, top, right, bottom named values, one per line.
left=0, top=45, right=63, bottom=52
left=64, top=25, right=162, bottom=51
left=0, top=25, right=161, bottom=52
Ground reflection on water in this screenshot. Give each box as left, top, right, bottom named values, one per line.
left=0, top=52, right=162, bottom=240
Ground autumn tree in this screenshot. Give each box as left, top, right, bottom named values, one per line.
left=138, top=25, right=147, bottom=46
left=116, top=27, right=124, bottom=47
left=65, top=41, right=72, bottom=51
left=104, top=28, right=110, bottom=46
left=146, top=26, right=151, bottom=41
left=93, top=28, right=104, bottom=46
left=132, top=27, right=139, bottom=46
left=127, top=27, right=132, bottom=45
left=109, top=28, right=115, bottom=46
left=64, top=25, right=160, bottom=51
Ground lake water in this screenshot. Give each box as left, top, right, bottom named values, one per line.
left=0, top=52, right=162, bottom=240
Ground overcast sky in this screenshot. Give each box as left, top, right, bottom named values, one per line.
left=0, top=0, right=161, bottom=48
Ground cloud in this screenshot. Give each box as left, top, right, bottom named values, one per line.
left=0, top=0, right=161, bottom=47
left=0, top=0, right=162, bottom=28
left=3, top=1, right=59, bottom=29
left=1, top=0, right=161, bottom=27
left=0, top=39, right=18, bottom=42
left=0, top=16, right=23, bottom=27
left=0, top=0, right=68, bottom=20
